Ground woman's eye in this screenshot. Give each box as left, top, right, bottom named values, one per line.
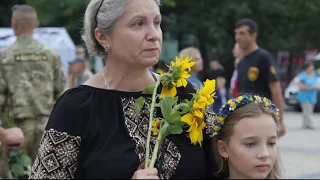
left=133, top=21, right=143, bottom=27
left=154, top=20, right=161, bottom=26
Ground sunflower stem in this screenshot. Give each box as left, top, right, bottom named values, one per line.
left=149, top=135, right=161, bottom=168
left=145, top=74, right=162, bottom=169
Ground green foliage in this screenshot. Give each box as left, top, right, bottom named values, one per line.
left=26, top=0, right=88, bottom=45
left=134, top=96, right=145, bottom=114
left=1, top=0, right=319, bottom=52
left=0, top=112, right=32, bottom=179
left=160, top=96, right=177, bottom=119
left=162, top=0, right=176, bottom=7
left=8, top=149, right=31, bottom=179
left=1, top=111, right=15, bottom=129
left=161, top=0, right=320, bottom=54
left=142, top=85, right=155, bottom=95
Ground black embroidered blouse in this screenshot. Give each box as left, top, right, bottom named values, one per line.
left=29, top=84, right=215, bottom=179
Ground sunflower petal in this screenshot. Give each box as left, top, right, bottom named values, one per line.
left=160, top=86, right=177, bottom=98
left=181, top=113, right=194, bottom=125
left=188, top=122, right=200, bottom=145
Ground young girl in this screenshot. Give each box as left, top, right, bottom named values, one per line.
left=206, top=93, right=282, bottom=179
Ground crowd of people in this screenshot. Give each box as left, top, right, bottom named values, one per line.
left=0, top=0, right=318, bottom=179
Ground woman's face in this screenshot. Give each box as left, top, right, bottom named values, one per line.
left=191, top=52, right=203, bottom=73
left=218, top=114, right=278, bottom=179
left=107, top=0, right=162, bottom=69
left=306, top=64, right=314, bottom=73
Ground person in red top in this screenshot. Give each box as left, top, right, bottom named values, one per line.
left=229, top=43, right=243, bottom=98
left=233, top=78, right=239, bottom=97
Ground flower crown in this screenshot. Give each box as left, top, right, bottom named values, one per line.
left=206, top=93, right=280, bottom=137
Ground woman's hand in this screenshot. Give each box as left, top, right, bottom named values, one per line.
left=131, top=161, right=159, bottom=179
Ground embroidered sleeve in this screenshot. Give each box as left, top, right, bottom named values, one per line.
left=204, top=107, right=216, bottom=138
left=29, top=129, right=81, bottom=179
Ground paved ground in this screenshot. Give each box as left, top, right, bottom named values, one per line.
left=278, top=110, right=320, bottom=179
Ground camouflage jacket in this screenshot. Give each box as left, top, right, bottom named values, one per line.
left=0, top=35, right=66, bottom=119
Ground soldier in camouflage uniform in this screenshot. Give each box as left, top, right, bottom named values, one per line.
left=0, top=5, right=65, bottom=173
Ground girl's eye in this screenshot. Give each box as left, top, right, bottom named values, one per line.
left=245, top=142, right=256, bottom=147
left=268, top=142, right=277, bottom=146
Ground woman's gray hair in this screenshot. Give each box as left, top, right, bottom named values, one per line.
left=83, top=0, right=161, bottom=57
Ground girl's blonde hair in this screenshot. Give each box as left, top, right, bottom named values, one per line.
left=211, top=102, right=282, bottom=179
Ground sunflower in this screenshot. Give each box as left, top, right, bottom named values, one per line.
left=151, top=119, right=161, bottom=135
left=199, top=79, right=216, bottom=105
left=180, top=78, right=216, bottom=146
left=181, top=111, right=206, bottom=146
left=160, top=56, right=195, bottom=98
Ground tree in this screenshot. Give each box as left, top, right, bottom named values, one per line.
left=26, top=0, right=88, bottom=46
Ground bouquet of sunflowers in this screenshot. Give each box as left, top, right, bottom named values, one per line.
left=134, top=55, right=216, bottom=168
left=0, top=111, right=31, bottom=179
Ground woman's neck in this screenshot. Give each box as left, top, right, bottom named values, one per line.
left=190, top=71, right=198, bottom=76
left=103, top=58, right=155, bottom=92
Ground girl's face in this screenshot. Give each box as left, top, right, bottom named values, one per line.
left=218, top=114, right=278, bottom=179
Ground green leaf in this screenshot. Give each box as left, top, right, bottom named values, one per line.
left=9, top=150, right=20, bottom=158
left=167, top=124, right=183, bottom=134
left=165, top=112, right=181, bottom=125
left=142, top=85, right=155, bottom=95
left=176, top=103, right=193, bottom=115
left=160, top=96, right=176, bottom=119
left=20, top=154, right=32, bottom=167
left=159, top=122, right=170, bottom=143
left=134, top=97, right=145, bottom=114
left=11, top=164, right=25, bottom=177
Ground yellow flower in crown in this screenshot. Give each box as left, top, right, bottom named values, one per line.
left=151, top=119, right=161, bottom=135
left=229, top=102, right=236, bottom=109
left=199, top=79, right=216, bottom=105
left=214, top=125, right=221, bottom=132
left=236, top=96, right=244, bottom=103
left=160, top=56, right=195, bottom=98
left=217, top=116, right=225, bottom=123
left=263, top=97, right=270, bottom=106
left=256, top=96, right=262, bottom=102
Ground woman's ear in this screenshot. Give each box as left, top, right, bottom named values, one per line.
left=217, top=140, right=229, bottom=159
left=94, top=27, right=110, bottom=49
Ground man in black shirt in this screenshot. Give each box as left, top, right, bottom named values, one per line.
left=235, top=18, right=286, bottom=137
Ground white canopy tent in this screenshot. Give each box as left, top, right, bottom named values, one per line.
left=0, top=27, right=76, bottom=87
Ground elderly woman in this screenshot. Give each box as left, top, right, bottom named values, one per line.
left=29, top=0, right=215, bottom=179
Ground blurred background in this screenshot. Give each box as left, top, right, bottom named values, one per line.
left=1, top=0, right=320, bottom=178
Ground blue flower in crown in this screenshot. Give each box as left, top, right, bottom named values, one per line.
left=208, top=93, right=281, bottom=137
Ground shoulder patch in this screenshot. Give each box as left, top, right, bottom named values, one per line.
left=269, top=66, right=276, bottom=74
left=14, top=53, right=48, bottom=62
